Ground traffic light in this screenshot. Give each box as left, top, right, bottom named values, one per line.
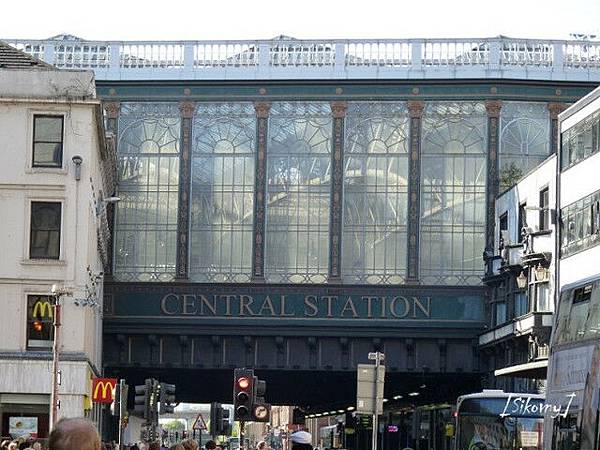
left=159, top=382, right=176, bottom=414
left=233, top=368, right=254, bottom=421
left=251, top=375, right=271, bottom=422
left=210, top=403, right=232, bottom=436
left=134, top=379, right=152, bottom=420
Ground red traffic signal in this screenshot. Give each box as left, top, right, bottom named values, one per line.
left=234, top=369, right=254, bottom=421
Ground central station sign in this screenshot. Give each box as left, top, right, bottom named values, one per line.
left=107, top=286, right=485, bottom=324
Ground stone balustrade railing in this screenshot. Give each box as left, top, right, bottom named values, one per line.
left=5, top=36, right=600, bottom=81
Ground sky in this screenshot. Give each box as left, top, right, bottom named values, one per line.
left=2, top=0, right=600, bottom=41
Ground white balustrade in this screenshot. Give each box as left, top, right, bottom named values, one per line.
left=4, top=37, right=600, bottom=81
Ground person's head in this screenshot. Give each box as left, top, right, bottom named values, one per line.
left=168, top=445, right=184, bottom=450
left=32, top=444, right=42, bottom=450
left=1, top=441, right=10, bottom=449
left=48, top=418, right=101, bottom=450
left=180, top=440, right=198, bottom=450
left=8, top=443, right=17, bottom=450
left=148, top=443, right=161, bottom=450
left=257, top=442, right=268, bottom=450
left=290, top=431, right=312, bottom=450
left=204, top=441, right=216, bottom=450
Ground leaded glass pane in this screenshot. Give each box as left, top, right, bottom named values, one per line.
left=114, top=103, right=180, bottom=281
left=190, top=103, right=256, bottom=282
left=342, top=102, right=409, bottom=284
left=500, top=102, right=550, bottom=190
left=420, top=102, right=487, bottom=285
left=266, top=102, right=332, bottom=283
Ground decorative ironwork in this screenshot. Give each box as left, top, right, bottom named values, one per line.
left=113, top=103, right=181, bottom=282
left=420, top=102, right=487, bottom=286
left=329, top=101, right=347, bottom=282
left=102, top=102, right=120, bottom=276
left=265, top=102, right=332, bottom=283
left=175, top=101, right=194, bottom=279
left=407, top=101, right=424, bottom=283
left=485, top=101, right=501, bottom=269
left=252, top=101, right=270, bottom=281
left=189, top=103, right=256, bottom=282
left=343, top=102, right=409, bottom=284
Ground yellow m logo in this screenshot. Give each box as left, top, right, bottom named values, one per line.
left=32, top=301, right=53, bottom=319
left=93, top=380, right=116, bottom=402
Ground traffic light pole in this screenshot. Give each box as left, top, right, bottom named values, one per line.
left=50, top=296, right=62, bottom=431
left=117, top=379, right=125, bottom=450
left=239, top=420, right=245, bottom=450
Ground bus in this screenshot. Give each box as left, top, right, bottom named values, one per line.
left=545, top=277, right=600, bottom=450
left=454, top=390, right=545, bottom=450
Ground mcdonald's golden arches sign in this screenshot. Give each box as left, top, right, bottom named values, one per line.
left=92, top=378, right=117, bottom=403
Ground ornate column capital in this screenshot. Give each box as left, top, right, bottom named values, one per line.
left=103, top=101, right=120, bottom=119
left=330, top=101, right=348, bottom=118
left=485, top=100, right=502, bottom=118
left=407, top=101, right=425, bottom=119
left=179, top=101, right=195, bottom=119
left=547, top=102, right=568, bottom=119
left=254, top=101, right=271, bottom=119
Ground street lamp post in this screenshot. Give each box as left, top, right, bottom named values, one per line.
left=50, top=284, right=73, bottom=431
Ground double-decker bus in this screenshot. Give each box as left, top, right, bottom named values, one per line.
left=545, top=277, right=600, bottom=450
left=454, top=390, right=545, bottom=450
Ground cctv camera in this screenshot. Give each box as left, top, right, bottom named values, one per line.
left=71, top=155, right=83, bottom=165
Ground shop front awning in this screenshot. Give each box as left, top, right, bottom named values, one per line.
left=494, top=360, right=548, bottom=379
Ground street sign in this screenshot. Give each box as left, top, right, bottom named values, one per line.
left=92, top=378, right=118, bottom=404
left=356, top=364, right=385, bottom=415
left=192, top=413, right=208, bottom=431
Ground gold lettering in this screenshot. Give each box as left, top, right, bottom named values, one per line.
left=258, top=297, right=276, bottom=316
left=413, top=297, right=431, bottom=318
left=304, top=296, right=319, bottom=317
left=380, top=297, right=387, bottom=318
left=199, top=295, right=216, bottom=316
left=182, top=294, right=197, bottom=315
left=362, top=296, right=378, bottom=318
left=239, top=295, right=256, bottom=316
left=221, top=295, right=235, bottom=316
left=340, top=297, right=358, bottom=318
left=390, top=296, right=410, bottom=318
left=160, top=294, right=179, bottom=315
left=279, top=295, right=294, bottom=317
left=323, top=296, right=337, bottom=318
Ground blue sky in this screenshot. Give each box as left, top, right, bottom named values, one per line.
left=3, top=0, right=600, bottom=40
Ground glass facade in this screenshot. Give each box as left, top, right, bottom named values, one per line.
left=561, top=187, right=600, bottom=257
left=108, top=99, right=562, bottom=286
left=561, top=109, right=600, bottom=169
left=114, top=103, right=180, bottom=281
left=499, top=102, right=550, bottom=190
left=265, top=102, right=332, bottom=283
left=342, top=102, right=409, bottom=284
left=190, top=103, right=256, bottom=282
left=420, top=102, right=487, bottom=285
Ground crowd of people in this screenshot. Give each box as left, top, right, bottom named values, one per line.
left=1, top=419, right=315, bottom=450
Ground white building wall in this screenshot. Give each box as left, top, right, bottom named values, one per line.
left=0, top=68, right=111, bottom=431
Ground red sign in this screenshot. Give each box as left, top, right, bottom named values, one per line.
left=92, top=378, right=117, bottom=403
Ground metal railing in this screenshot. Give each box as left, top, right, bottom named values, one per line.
left=4, top=36, right=600, bottom=80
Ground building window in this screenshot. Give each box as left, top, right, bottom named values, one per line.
left=499, top=212, right=508, bottom=248
left=561, top=110, right=600, bottom=169
left=342, top=102, right=409, bottom=284
left=32, top=115, right=64, bottom=168
left=189, top=103, right=256, bottom=282
left=114, top=103, right=180, bottom=282
left=518, top=202, right=527, bottom=242
left=420, top=102, right=487, bottom=285
left=265, top=102, right=332, bottom=283
left=535, top=283, right=551, bottom=312
left=494, top=301, right=507, bottom=326
left=561, top=189, right=600, bottom=257
left=499, top=102, right=550, bottom=190
left=514, top=291, right=528, bottom=317
left=29, top=202, right=61, bottom=259
left=539, top=187, right=549, bottom=231
left=27, top=295, right=54, bottom=350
